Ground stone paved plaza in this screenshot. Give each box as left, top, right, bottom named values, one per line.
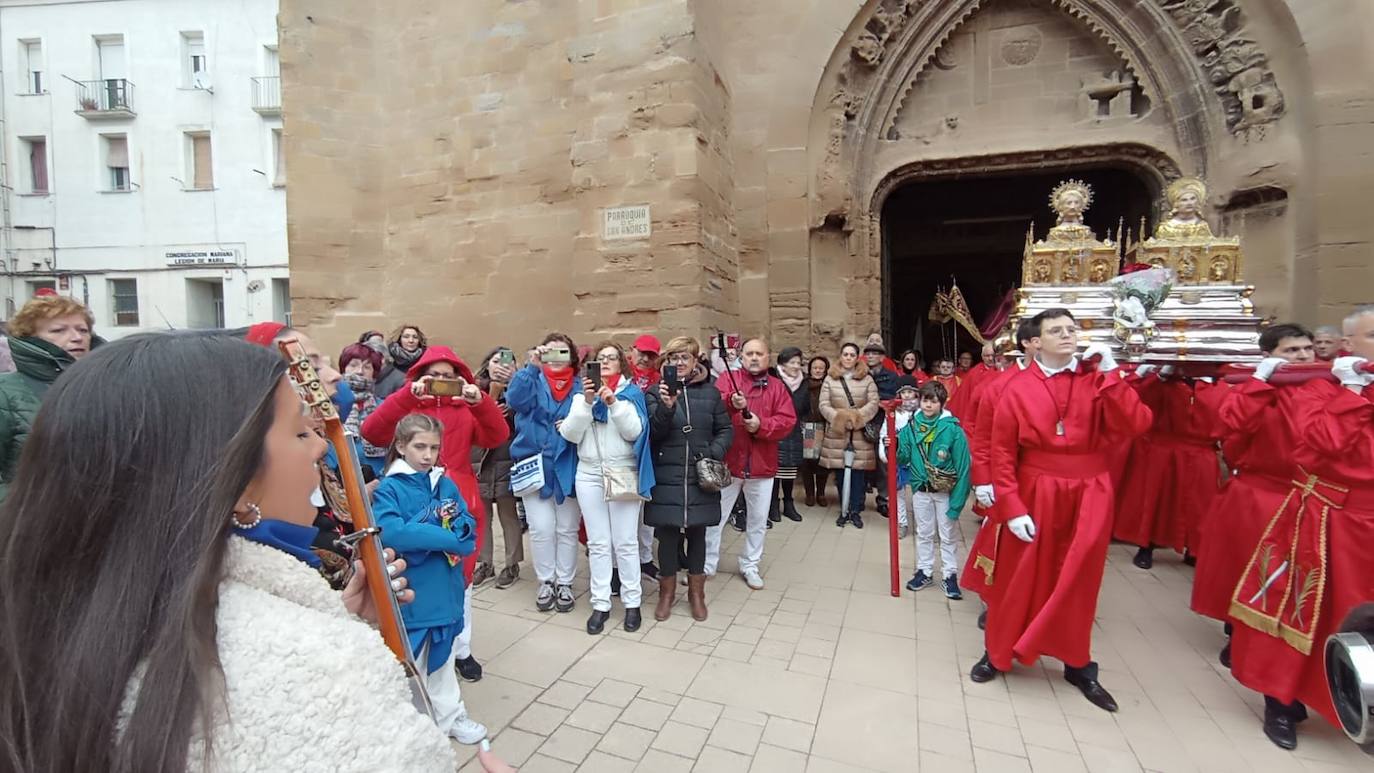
left=451, top=502, right=1368, bottom=772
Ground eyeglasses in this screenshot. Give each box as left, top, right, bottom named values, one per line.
left=665, top=353, right=696, bottom=365
left=595, top=353, right=620, bottom=362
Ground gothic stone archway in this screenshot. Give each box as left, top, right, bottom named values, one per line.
left=801, top=0, right=1292, bottom=350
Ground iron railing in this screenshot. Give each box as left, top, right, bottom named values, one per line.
left=75, top=79, right=134, bottom=113
left=251, top=76, right=280, bottom=113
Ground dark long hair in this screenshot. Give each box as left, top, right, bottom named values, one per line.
left=0, top=333, right=288, bottom=772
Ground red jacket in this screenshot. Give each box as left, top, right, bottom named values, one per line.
left=362, top=346, right=510, bottom=578
left=715, top=371, right=797, bottom=479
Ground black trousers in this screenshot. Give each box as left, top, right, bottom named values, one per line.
left=656, top=525, right=707, bottom=576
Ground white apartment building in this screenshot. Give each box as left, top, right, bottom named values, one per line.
left=0, top=0, right=288, bottom=337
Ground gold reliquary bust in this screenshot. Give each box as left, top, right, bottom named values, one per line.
left=1137, top=177, right=1243, bottom=284
left=1021, top=179, right=1120, bottom=286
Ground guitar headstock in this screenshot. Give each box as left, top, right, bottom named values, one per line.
left=278, top=337, right=340, bottom=423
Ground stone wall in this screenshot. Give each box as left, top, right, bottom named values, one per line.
left=282, top=0, right=1374, bottom=360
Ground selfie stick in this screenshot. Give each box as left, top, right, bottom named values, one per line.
left=716, top=333, right=753, bottom=420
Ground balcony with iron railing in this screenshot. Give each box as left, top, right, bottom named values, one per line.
left=251, top=76, right=280, bottom=115
left=75, top=79, right=135, bottom=119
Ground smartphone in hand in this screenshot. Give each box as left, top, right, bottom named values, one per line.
left=427, top=378, right=463, bottom=396
left=496, top=349, right=516, bottom=367
left=585, top=361, right=603, bottom=390
left=662, top=365, right=682, bottom=396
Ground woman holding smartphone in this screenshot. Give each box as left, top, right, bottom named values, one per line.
left=643, top=337, right=733, bottom=621
left=506, top=333, right=583, bottom=614
left=558, top=341, right=654, bottom=634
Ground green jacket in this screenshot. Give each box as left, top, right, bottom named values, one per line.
left=896, top=409, right=971, bottom=518
left=0, top=337, right=78, bottom=501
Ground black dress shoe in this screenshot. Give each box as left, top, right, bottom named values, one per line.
left=977, top=608, right=987, bottom=630
left=624, top=607, right=642, bottom=632
left=969, top=652, right=1000, bottom=683
left=1182, top=550, right=1197, bottom=567
left=586, top=609, right=610, bottom=635
left=1219, top=640, right=1232, bottom=669
left=1064, top=666, right=1118, bottom=712
left=1132, top=547, right=1154, bottom=570
left=1262, top=696, right=1302, bottom=749
left=850, top=512, right=864, bottom=529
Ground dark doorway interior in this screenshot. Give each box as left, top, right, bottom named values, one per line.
left=881, top=166, right=1155, bottom=366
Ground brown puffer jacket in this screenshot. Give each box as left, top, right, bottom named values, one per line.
left=817, top=361, right=880, bottom=471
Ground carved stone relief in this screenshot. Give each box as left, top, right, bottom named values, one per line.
left=1156, top=0, right=1285, bottom=134
left=999, top=26, right=1042, bottom=66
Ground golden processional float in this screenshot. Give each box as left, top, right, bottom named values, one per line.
left=1013, top=177, right=1263, bottom=365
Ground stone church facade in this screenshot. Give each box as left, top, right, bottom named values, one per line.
left=281, top=0, right=1374, bottom=357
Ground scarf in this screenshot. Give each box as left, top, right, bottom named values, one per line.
left=233, top=519, right=322, bottom=568
left=604, top=372, right=622, bottom=392
left=593, top=376, right=623, bottom=423
left=345, top=373, right=375, bottom=395
left=543, top=364, right=575, bottom=401
left=779, top=369, right=804, bottom=392
left=388, top=341, right=425, bottom=372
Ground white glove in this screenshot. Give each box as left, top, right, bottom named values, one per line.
left=1332, top=356, right=1374, bottom=388
left=1159, top=364, right=1176, bottom=378
left=1135, top=364, right=1157, bottom=378
left=1082, top=342, right=1118, bottom=372
left=1006, top=515, right=1036, bottom=543
left=974, top=484, right=996, bottom=508
left=1253, top=357, right=1286, bottom=382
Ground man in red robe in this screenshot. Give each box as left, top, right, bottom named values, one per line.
left=1190, top=324, right=1316, bottom=667
left=1112, top=366, right=1227, bottom=569
left=948, top=342, right=996, bottom=420
left=1224, top=307, right=1374, bottom=750
left=965, top=308, right=1152, bottom=712
left=962, top=319, right=1038, bottom=630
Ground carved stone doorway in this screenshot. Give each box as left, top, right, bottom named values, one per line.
left=881, top=164, right=1153, bottom=360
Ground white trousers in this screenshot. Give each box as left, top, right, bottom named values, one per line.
left=523, top=494, right=580, bottom=585
left=417, top=640, right=469, bottom=739
left=576, top=474, right=644, bottom=611
left=912, top=489, right=960, bottom=577
left=705, top=477, right=774, bottom=575
left=639, top=519, right=654, bottom=564
left=454, top=590, right=473, bottom=660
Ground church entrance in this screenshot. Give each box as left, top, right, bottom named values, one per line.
left=881, top=165, right=1155, bottom=365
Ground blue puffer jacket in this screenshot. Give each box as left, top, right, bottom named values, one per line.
left=506, top=364, right=580, bottom=502
left=373, top=462, right=476, bottom=671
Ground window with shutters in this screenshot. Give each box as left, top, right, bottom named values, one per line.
left=182, top=32, right=208, bottom=88
left=186, top=132, right=213, bottom=190
left=103, top=134, right=129, bottom=191
left=21, top=137, right=48, bottom=194
left=109, top=279, right=139, bottom=327
left=272, top=128, right=285, bottom=186
left=19, top=40, right=43, bottom=94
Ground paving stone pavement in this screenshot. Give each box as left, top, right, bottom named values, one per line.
left=447, top=501, right=1369, bottom=772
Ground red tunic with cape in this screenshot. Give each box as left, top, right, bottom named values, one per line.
left=1227, top=379, right=1374, bottom=725
left=965, top=360, right=1152, bottom=670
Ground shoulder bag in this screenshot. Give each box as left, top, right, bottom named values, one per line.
left=682, top=388, right=731, bottom=493
left=838, top=376, right=882, bottom=445
left=913, top=425, right=958, bottom=493
left=590, top=403, right=646, bottom=502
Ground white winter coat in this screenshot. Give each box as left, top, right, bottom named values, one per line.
left=123, top=538, right=456, bottom=772
left=559, top=383, right=643, bottom=476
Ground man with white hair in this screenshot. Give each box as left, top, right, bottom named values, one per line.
left=1311, top=325, right=1342, bottom=361
left=1222, top=305, right=1374, bottom=750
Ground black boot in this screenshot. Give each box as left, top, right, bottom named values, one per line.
left=1064, top=662, right=1118, bottom=712
left=624, top=607, right=642, bottom=632
left=769, top=495, right=782, bottom=523
left=586, top=609, right=610, bottom=635
left=1262, top=696, right=1301, bottom=750
left=782, top=497, right=803, bottom=522
left=1132, top=546, right=1154, bottom=570
left=969, top=652, right=1001, bottom=683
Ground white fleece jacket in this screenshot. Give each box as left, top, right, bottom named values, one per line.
left=124, top=538, right=455, bottom=772
left=558, top=382, right=643, bottom=476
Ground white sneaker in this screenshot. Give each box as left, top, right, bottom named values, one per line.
left=449, top=714, right=488, bottom=745
left=741, top=568, right=764, bottom=590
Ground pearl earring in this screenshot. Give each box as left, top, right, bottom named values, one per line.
left=233, top=503, right=263, bottom=529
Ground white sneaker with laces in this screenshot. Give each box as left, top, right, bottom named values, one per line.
left=449, top=713, right=488, bottom=745
left=741, top=568, right=764, bottom=590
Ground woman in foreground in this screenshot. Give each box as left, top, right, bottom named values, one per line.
left=0, top=333, right=465, bottom=771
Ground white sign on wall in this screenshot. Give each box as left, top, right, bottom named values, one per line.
left=602, top=205, right=651, bottom=241
left=165, top=247, right=242, bottom=266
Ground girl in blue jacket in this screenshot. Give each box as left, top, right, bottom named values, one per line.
left=373, top=413, right=486, bottom=745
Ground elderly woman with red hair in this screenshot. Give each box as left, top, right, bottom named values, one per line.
left=340, top=341, right=388, bottom=475
left=0, top=294, right=97, bottom=501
